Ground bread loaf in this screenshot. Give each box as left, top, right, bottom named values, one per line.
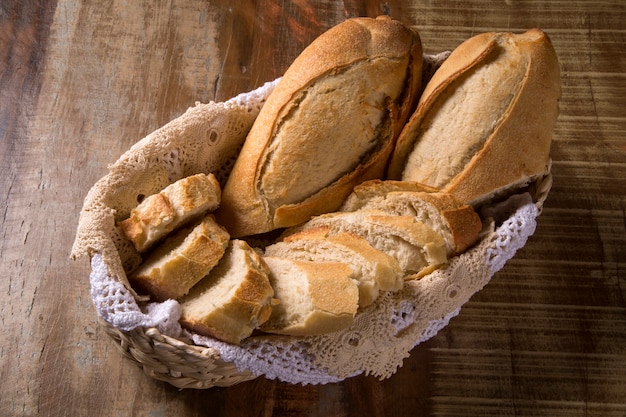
left=259, top=257, right=359, bottom=336
left=283, top=209, right=447, bottom=280
left=179, top=239, right=275, bottom=345
left=216, top=16, right=423, bottom=237
left=387, top=29, right=561, bottom=207
left=128, top=214, right=230, bottom=301
left=119, top=173, right=221, bottom=252
left=341, top=180, right=482, bottom=255
left=264, top=227, right=403, bottom=307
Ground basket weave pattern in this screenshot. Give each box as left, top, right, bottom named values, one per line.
left=102, top=320, right=257, bottom=388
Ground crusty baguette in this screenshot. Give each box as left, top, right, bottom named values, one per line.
left=283, top=209, right=447, bottom=280
left=179, top=239, right=276, bottom=345
left=216, top=16, right=423, bottom=237
left=128, top=214, right=230, bottom=301
left=259, top=257, right=359, bottom=336
left=119, top=173, right=221, bottom=252
left=264, top=227, right=403, bottom=307
left=341, top=179, right=482, bottom=255
left=387, top=29, right=561, bottom=207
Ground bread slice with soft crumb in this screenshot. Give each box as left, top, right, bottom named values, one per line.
left=283, top=209, right=448, bottom=280
left=128, top=214, right=229, bottom=301
left=264, top=227, right=403, bottom=307
left=259, top=257, right=359, bottom=336
left=341, top=180, right=482, bottom=255
left=119, top=173, right=221, bottom=252
left=179, top=239, right=276, bottom=345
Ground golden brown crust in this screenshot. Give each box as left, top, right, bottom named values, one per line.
left=437, top=204, right=482, bottom=254
left=216, top=16, right=423, bottom=237
left=388, top=29, right=561, bottom=207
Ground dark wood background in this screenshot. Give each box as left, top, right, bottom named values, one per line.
left=1, top=1, right=625, bottom=416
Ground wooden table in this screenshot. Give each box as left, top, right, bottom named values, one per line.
left=2, top=1, right=625, bottom=416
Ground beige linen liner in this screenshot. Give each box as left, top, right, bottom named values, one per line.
left=72, top=53, right=552, bottom=388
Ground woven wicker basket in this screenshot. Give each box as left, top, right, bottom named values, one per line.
left=75, top=50, right=554, bottom=389
left=100, top=319, right=258, bottom=388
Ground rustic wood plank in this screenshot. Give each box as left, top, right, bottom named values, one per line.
left=1, top=0, right=625, bottom=416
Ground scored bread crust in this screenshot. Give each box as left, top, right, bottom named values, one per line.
left=260, top=257, right=359, bottom=336
left=387, top=29, right=561, bottom=207
left=341, top=179, right=482, bottom=255
left=179, top=240, right=275, bottom=345
left=118, top=173, right=221, bottom=252
left=128, top=214, right=230, bottom=301
left=216, top=16, right=423, bottom=237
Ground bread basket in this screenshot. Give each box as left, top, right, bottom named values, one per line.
left=72, top=53, right=553, bottom=389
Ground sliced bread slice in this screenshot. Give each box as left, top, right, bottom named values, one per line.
left=179, top=239, right=276, bottom=345
left=264, top=227, right=403, bottom=307
left=284, top=209, right=447, bottom=280
left=128, top=214, right=229, bottom=301
left=259, top=257, right=359, bottom=336
left=119, top=173, right=221, bottom=252
left=341, top=179, right=482, bottom=255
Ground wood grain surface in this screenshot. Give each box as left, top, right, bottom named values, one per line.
left=1, top=1, right=625, bottom=416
